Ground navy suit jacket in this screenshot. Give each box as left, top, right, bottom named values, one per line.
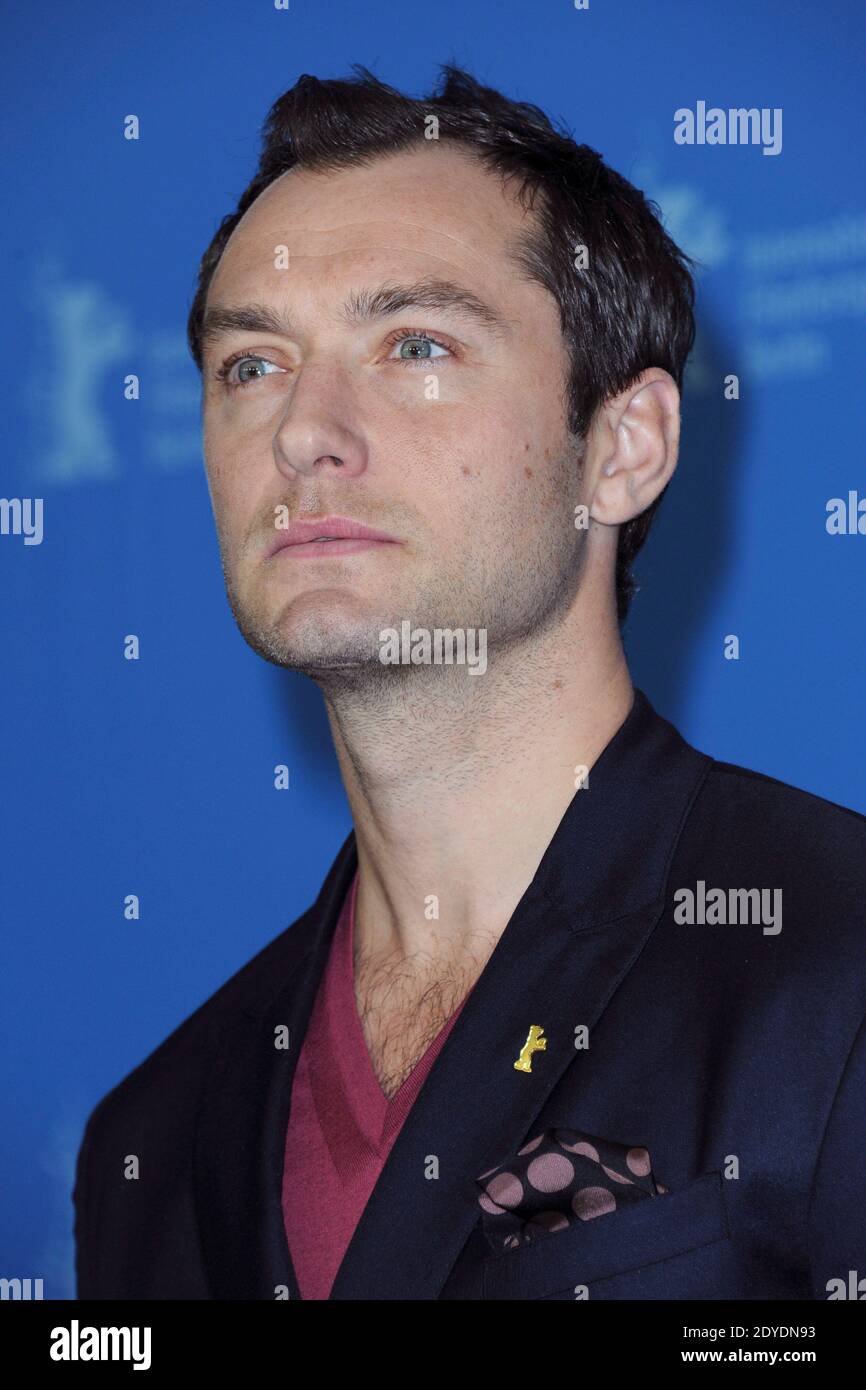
left=73, top=688, right=866, bottom=1299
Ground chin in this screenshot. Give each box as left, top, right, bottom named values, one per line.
left=260, top=605, right=389, bottom=669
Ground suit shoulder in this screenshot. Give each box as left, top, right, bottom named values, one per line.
left=660, top=756, right=866, bottom=1013
left=703, top=758, right=866, bottom=836
left=684, top=757, right=866, bottom=900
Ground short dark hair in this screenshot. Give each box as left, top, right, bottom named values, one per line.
left=187, top=63, right=697, bottom=623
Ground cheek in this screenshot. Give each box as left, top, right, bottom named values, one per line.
left=413, top=405, right=565, bottom=516
left=202, top=437, right=232, bottom=514
left=203, top=411, right=262, bottom=510
left=202, top=452, right=254, bottom=558
left=202, top=388, right=278, bottom=459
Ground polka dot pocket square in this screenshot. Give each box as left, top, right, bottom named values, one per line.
left=476, top=1126, right=668, bottom=1252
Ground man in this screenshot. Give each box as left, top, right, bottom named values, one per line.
left=74, top=64, right=866, bottom=1301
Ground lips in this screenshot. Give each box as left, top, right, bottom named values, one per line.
left=266, top=515, right=400, bottom=558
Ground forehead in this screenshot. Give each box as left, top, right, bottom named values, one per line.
left=208, top=142, right=537, bottom=299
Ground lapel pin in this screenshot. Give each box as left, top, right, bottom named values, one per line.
left=514, top=1025, right=547, bottom=1072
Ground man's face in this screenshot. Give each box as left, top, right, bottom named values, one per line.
left=201, top=141, right=585, bottom=682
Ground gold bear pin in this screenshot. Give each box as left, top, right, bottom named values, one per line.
left=514, top=1025, right=547, bottom=1072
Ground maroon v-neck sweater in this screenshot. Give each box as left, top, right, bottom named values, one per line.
left=282, top=871, right=472, bottom=1299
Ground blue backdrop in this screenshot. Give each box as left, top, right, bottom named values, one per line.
left=2, top=0, right=864, bottom=1297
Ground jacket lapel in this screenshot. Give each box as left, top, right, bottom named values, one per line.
left=194, top=688, right=711, bottom=1300
left=330, top=690, right=711, bottom=1299
left=329, top=884, right=668, bottom=1299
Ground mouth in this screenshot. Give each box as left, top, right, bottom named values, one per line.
left=273, top=536, right=397, bottom=558
left=266, top=515, right=402, bottom=560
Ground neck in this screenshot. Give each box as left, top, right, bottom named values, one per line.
left=319, top=588, right=634, bottom=967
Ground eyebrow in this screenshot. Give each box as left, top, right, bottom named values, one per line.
left=199, top=277, right=512, bottom=354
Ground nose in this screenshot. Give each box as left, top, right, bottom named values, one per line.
left=272, top=362, right=367, bottom=482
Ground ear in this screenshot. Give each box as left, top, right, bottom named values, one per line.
left=587, top=369, right=681, bottom=527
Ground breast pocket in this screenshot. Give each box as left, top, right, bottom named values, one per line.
left=481, top=1171, right=730, bottom=1300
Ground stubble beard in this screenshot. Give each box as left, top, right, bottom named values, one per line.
left=219, top=516, right=586, bottom=703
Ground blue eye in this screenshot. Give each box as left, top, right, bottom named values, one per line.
left=232, top=356, right=281, bottom=384
left=216, top=354, right=284, bottom=388
left=389, top=334, right=450, bottom=362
